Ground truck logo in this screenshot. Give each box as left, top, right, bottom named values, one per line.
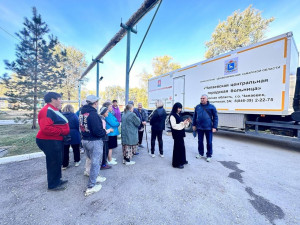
left=158, top=80, right=161, bottom=87
left=225, top=57, right=238, bottom=75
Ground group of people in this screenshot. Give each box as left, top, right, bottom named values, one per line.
left=36, top=92, right=218, bottom=196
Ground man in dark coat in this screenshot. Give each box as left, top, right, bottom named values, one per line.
left=134, top=102, right=148, bottom=148
left=150, top=100, right=167, bottom=157
left=192, top=94, right=218, bottom=162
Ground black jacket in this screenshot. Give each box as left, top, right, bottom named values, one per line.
left=62, top=112, right=81, bottom=145
left=150, top=107, right=167, bottom=131
left=79, top=105, right=106, bottom=141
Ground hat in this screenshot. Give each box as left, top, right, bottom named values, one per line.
left=128, top=100, right=134, bottom=105
left=100, top=107, right=108, bottom=115
left=86, top=95, right=99, bottom=103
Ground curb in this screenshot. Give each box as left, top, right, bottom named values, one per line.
left=0, top=152, right=45, bottom=165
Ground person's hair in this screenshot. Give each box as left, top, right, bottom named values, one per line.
left=124, top=104, right=133, bottom=112
left=87, top=101, right=93, bottom=106
left=171, top=102, right=182, bottom=115
left=156, top=100, right=164, bottom=108
left=103, top=101, right=112, bottom=108
left=201, top=94, right=208, bottom=98
left=112, top=100, right=117, bottom=103
left=62, top=104, right=74, bottom=113
left=44, top=92, right=61, bottom=103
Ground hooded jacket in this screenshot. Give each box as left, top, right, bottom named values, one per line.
left=150, top=106, right=167, bottom=131
left=79, top=105, right=106, bottom=141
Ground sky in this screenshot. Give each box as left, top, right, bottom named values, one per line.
left=0, top=0, right=299, bottom=93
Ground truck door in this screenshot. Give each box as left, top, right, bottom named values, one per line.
left=173, top=76, right=185, bottom=108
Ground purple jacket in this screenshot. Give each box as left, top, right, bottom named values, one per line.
left=112, top=106, right=121, bottom=122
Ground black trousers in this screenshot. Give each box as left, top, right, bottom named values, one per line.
left=62, top=144, right=80, bottom=167
left=138, top=131, right=144, bottom=145
left=36, top=138, right=63, bottom=189
left=151, top=130, right=163, bottom=154
left=101, top=141, right=109, bottom=166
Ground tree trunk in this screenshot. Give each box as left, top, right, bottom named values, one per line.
left=32, top=29, right=38, bottom=129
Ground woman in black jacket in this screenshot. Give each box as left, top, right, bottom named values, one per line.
left=149, top=100, right=167, bottom=157
left=169, top=102, right=190, bottom=169
left=62, top=104, right=81, bottom=169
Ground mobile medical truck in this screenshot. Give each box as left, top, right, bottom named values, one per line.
left=148, top=32, right=300, bottom=141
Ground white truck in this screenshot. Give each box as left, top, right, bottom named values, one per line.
left=148, top=32, right=300, bottom=142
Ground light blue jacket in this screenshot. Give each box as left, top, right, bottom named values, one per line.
left=105, top=112, right=120, bottom=136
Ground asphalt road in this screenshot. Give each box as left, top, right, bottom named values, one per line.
left=0, top=127, right=299, bottom=225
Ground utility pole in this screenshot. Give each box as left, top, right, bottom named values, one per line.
left=92, top=58, right=104, bottom=98
left=120, top=23, right=137, bottom=104
left=78, top=79, right=82, bottom=109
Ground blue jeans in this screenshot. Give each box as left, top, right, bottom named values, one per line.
left=197, top=130, right=213, bottom=158
left=82, top=140, right=103, bottom=188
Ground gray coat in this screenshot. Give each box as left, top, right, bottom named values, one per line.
left=121, top=111, right=141, bottom=145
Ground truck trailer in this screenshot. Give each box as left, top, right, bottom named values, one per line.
left=148, top=32, right=300, bottom=142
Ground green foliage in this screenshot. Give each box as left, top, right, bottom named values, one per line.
left=205, top=5, right=274, bottom=59
left=0, top=82, right=7, bottom=96
left=0, top=7, right=65, bottom=129
left=129, top=87, right=148, bottom=108
left=152, top=55, right=181, bottom=76
left=54, top=45, right=88, bottom=100
left=101, top=85, right=125, bottom=104
left=100, top=85, right=148, bottom=108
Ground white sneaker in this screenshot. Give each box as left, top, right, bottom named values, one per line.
left=83, top=171, right=89, bottom=177
left=75, top=160, right=81, bottom=167
left=206, top=157, right=211, bottom=162
left=125, top=161, right=135, bottom=165
left=108, top=160, right=117, bottom=165
left=96, top=176, right=106, bottom=183
left=80, top=148, right=84, bottom=154
left=159, top=154, right=164, bottom=158
left=151, top=154, right=155, bottom=158
left=112, top=157, right=116, bottom=161
left=196, top=154, right=203, bottom=159
left=85, top=184, right=102, bottom=196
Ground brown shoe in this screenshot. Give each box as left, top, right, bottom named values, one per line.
left=100, top=165, right=112, bottom=170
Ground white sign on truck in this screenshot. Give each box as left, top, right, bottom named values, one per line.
left=148, top=32, right=300, bottom=140
left=149, top=32, right=298, bottom=115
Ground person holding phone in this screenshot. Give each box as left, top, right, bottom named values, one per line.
left=169, top=102, right=190, bottom=169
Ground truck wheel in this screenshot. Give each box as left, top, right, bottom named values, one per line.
left=182, top=115, right=193, bottom=132
left=165, top=116, right=171, bottom=130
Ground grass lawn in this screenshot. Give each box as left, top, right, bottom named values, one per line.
left=0, top=110, right=30, bottom=120
left=0, top=124, right=41, bottom=157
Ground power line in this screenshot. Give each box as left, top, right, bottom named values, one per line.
left=0, top=26, right=20, bottom=42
